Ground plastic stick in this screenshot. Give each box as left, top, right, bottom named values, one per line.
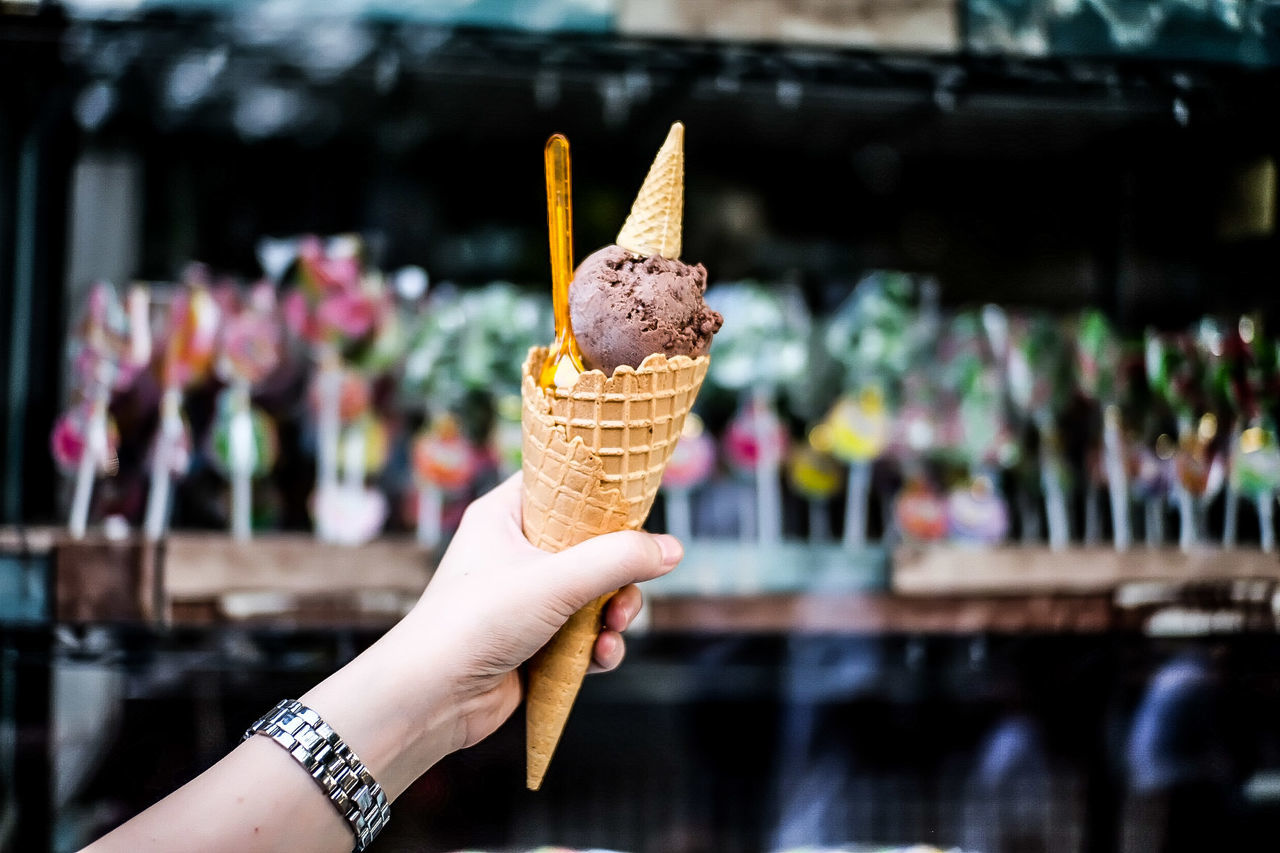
left=228, top=382, right=254, bottom=541
left=417, top=483, right=443, bottom=549
left=144, top=387, right=183, bottom=541
left=68, top=392, right=108, bottom=540
left=1103, top=406, right=1131, bottom=551
left=755, top=390, right=782, bottom=545
left=842, top=461, right=872, bottom=549
left=341, top=422, right=366, bottom=493
left=1145, top=499, right=1164, bottom=547
left=1259, top=494, right=1275, bottom=553
left=1223, top=487, right=1239, bottom=548
left=809, top=500, right=830, bottom=543
left=1084, top=488, right=1101, bottom=545
left=316, top=351, right=341, bottom=498
left=665, top=488, right=692, bottom=542
left=1039, top=422, right=1070, bottom=550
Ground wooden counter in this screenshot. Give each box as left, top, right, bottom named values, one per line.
left=7, top=530, right=1279, bottom=634
left=893, top=544, right=1280, bottom=596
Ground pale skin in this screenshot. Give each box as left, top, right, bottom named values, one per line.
left=80, top=474, right=682, bottom=853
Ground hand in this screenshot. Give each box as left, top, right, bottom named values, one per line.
left=302, top=474, right=683, bottom=798
left=409, top=473, right=683, bottom=748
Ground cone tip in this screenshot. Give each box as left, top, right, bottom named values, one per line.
left=527, top=763, right=547, bottom=790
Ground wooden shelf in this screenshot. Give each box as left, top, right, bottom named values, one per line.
left=164, top=534, right=432, bottom=625
left=893, top=545, right=1280, bottom=597
left=650, top=592, right=1112, bottom=635
left=8, top=530, right=1280, bottom=633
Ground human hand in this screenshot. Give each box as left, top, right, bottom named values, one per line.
left=409, top=473, right=682, bottom=748
left=303, top=474, right=682, bottom=798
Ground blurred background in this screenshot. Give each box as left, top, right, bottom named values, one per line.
left=5, top=1, right=1280, bottom=851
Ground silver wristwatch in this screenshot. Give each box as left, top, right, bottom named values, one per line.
left=245, top=699, right=391, bottom=851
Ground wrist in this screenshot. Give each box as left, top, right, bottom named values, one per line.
left=300, top=620, right=465, bottom=800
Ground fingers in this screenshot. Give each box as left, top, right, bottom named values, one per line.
left=589, top=586, right=646, bottom=673
left=589, top=629, right=625, bottom=674
left=604, top=584, right=642, bottom=633
left=533, top=531, right=681, bottom=617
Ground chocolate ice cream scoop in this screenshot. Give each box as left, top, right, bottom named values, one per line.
left=569, top=244, right=723, bottom=375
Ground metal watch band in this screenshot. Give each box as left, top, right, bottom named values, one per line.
left=244, top=699, right=391, bottom=851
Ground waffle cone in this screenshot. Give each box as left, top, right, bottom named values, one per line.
left=615, top=122, right=684, bottom=260
left=521, top=345, right=709, bottom=789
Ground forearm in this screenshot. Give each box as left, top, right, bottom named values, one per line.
left=82, top=736, right=354, bottom=853
left=82, top=616, right=462, bottom=853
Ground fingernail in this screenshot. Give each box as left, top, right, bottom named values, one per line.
left=654, top=534, right=683, bottom=567
left=623, top=600, right=641, bottom=626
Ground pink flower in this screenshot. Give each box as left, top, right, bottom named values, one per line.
left=316, top=290, right=379, bottom=343
left=283, top=289, right=316, bottom=342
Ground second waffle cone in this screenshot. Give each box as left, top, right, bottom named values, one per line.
left=615, top=122, right=684, bottom=260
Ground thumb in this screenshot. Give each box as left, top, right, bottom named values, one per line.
left=532, top=530, right=682, bottom=617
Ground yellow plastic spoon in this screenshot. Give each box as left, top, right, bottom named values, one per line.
left=539, top=133, right=584, bottom=389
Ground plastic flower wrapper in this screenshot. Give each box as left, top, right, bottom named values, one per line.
left=1004, top=312, right=1074, bottom=549
left=212, top=281, right=283, bottom=540
left=314, top=273, right=400, bottom=374
left=1075, top=309, right=1133, bottom=550
left=411, top=413, right=481, bottom=549
left=1146, top=328, right=1220, bottom=549
left=55, top=283, right=136, bottom=539
left=1207, top=314, right=1280, bottom=549
left=888, top=374, right=950, bottom=545
left=1242, top=316, right=1280, bottom=417
left=891, top=372, right=944, bottom=461
left=403, top=282, right=551, bottom=414
left=936, top=312, right=1015, bottom=465
left=311, top=412, right=393, bottom=546
left=822, top=385, right=890, bottom=548
left=823, top=270, right=922, bottom=396
left=947, top=473, right=1010, bottom=545
left=820, top=272, right=925, bottom=548
left=788, top=423, right=844, bottom=543
left=705, top=281, right=810, bottom=544
left=722, top=393, right=791, bottom=543
left=143, top=279, right=221, bottom=541
left=402, top=283, right=548, bottom=498
left=661, top=412, right=718, bottom=541
left=1076, top=310, right=1124, bottom=404
left=207, top=391, right=280, bottom=535
left=279, top=234, right=366, bottom=348
left=273, top=235, right=397, bottom=541
left=704, top=280, right=810, bottom=397
left=491, top=394, right=524, bottom=478
left=1145, top=329, right=1210, bottom=419
left=934, top=311, right=1015, bottom=546
left=66, top=281, right=145, bottom=394
left=1230, top=420, right=1280, bottom=550
left=894, top=472, right=948, bottom=543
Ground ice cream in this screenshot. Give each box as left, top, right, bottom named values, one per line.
left=521, top=121, right=718, bottom=790
left=569, top=246, right=721, bottom=375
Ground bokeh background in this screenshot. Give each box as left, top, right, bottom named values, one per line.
left=6, top=2, right=1280, bottom=852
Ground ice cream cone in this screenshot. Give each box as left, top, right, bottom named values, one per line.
left=615, top=122, right=684, bottom=260
left=521, top=345, right=709, bottom=789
